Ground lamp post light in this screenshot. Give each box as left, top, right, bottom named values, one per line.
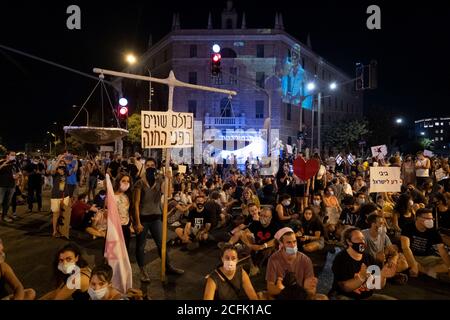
left=47, top=131, right=57, bottom=155
left=72, top=105, right=89, bottom=126
left=395, top=117, right=403, bottom=124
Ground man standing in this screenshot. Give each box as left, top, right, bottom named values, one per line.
left=65, top=153, right=78, bottom=203
left=415, top=151, right=431, bottom=187
left=24, top=156, right=45, bottom=213
left=0, top=151, right=18, bottom=222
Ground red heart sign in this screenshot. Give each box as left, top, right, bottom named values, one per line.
left=293, top=157, right=320, bottom=181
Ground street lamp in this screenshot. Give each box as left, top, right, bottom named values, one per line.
left=329, top=82, right=337, bottom=90
left=47, top=131, right=57, bottom=155
left=420, top=131, right=425, bottom=136
left=73, top=105, right=89, bottom=126
left=126, top=53, right=137, bottom=65
left=395, top=118, right=403, bottom=124
left=125, top=53, right=153, bottom=110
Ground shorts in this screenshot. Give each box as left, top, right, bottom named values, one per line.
left=50, top=197, right=70, bottom=213
left=67, top=184, right=76, bottom=197
left=415, top=255, right=444, bottom=269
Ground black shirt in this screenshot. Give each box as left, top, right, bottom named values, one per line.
left=0, top=160, right=17, bottom=188
left=340, top=209, right=362, bottom=226
left=204, top=200, right=220, bottom=229
left=188, top=208, right=212, bottom=230
left=248, top=220, right=282, bottom=245
left=332, top=249, right=376, bottom=300
left=401, top=223, right=443, bottom=256
left=436, top=207, right=450, bottom=230
left=25, top=162, right=45, bottom=185
left=108, top=161, right=121, bottom=178
left=301, top=219, right=324, bottom=237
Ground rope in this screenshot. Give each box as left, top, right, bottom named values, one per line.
left=101, top=81, right=120, bottom=127
left=68, top=80, right=101, bottom=127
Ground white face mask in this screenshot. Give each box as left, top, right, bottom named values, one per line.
left=58, top=262, right=76, bottom=274
left=377, top=226, right=387, bottom=234
left=88, top=287, right=108, bottom=300
left=328, top=191, right=334, bottom=196
left=313, top=200, right=321, bottom=206
left=282, top=200, right=291, bottom=207
left=120, top=183, right=130, bottom=192
left=223, top=260, right=237, bottom=272
left=423, top=219, right=434, bottom=229
left=174, top=196, right=181, bottom=202
left=408, top=200, right=414, bottom=207
left=357, top=198, right=366, bottom=205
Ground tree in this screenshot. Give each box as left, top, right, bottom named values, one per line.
left=323, top=119, right=370, bottom=153
left=418, top=138, right=433, bottom=150
left=126, top=113, right=141, bottom=145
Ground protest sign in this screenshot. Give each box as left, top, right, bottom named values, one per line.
left=369, top=167, right=402, bottom=193
left=371, top=145, right=388, bottom=160
left=435, top=168, right=447, bottom=182
left=424, top=150, right=434, bottom=157
left=178, top=165, right=187, bottom=174
left=287, top=145, right=293, bottom=154
left=141, top=111, right=194, bottom=148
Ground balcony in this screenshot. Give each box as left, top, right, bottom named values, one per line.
left=204, top=115, right=246, bottom=127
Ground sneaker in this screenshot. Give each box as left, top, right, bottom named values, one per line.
left=2, top=217, right=13, bottom=223
left=140, top=270, right=151, bottom=283
left=170, top=221, right=181, bottom=227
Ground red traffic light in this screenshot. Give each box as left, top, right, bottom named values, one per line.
left=212, top=53, right=221, bottom=62
left=119, top=106, right=128, bottom=116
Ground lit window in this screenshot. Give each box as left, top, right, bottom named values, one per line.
left=436, top=130, right=439, bottom=134
left=441, top=137, right=444, bottom=141
left=435, top=137, right=439, bottom=141
left=435, top=122, right=439, bottom=126
left=441, top=130, right=444, bottom=133
left=441, top=122, right=444, bottom=125
left=424, top=125, right=428, bottom=128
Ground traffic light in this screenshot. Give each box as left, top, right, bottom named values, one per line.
left=211, top=53, right=221, bottom=76
left=118, top=98, right=129, bottom=129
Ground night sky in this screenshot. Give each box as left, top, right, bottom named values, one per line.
left=1, top=0, right=449, bottom=150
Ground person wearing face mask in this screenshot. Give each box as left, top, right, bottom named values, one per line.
left=299, top=208, right=325, bottom=253
left=275, top=194, right=300, bottom=231
left=88, top=264, right=123, bottom=300
left=266, top=228, right=320, bottom=299
left=310, top=193, right=326, bottom=221
left=49, top=164, right=70, bottom=238
left=331, top=227, right=397, bottom=300
left=401, top=208, right=450, bottom=281
left=401, top=155, right=416, bottom=186
left=93, top=189, right=107, bottom=208
left=415, top=151, right=431, bottom=187
left=113, top=173, right=133, bottom=250
left=361, top=214, right=409, bottom=285
left=203, top=244, right=258, bottom=300
left=40, top=243, right=91, bottom=300
left=0, top=238, right=36, bottom=300
left=134, top=158, right=184, bottom=282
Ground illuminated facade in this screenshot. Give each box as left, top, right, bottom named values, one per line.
left=125, top=1, right=363, bottom=155
left=414, top=117, right=450, bottom=150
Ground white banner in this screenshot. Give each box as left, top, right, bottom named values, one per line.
left=141, top=111, right=194, bottom=149
left=369, top=167, right=402, bottom=193
left=371, top=145, right=388, bottom=160
left=287, top=145, right=293, bottom=154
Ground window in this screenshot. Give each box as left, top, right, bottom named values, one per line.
left=441, top=122, right=444, bottom=125
left=335, top=97, right=338, bottom=110
left=212, top=73, right=223, bottom=85
left=189, top=45, right=197, bottom=58
left=313, top=111, right=317, bottom=126
left=256, top=45, right=264, bottom=58
left=346, top=103, right=349, bottom=112
left=287, top=103, right=291, bottom=120
left=435, top=122, right=440, bottom=126
left=341, top=99, right=344, bottom=111
left=441, top=130, right=444, bottom=133
left=255, top=100, right=264, bottom=118
left=229, top=67, right=238, bottom=85
left=188, top=71, right=197, bottom=84
left=328, top=97, right=331, bottom=107
left=441, top=137, right=444, bottom=141
left=188, top=100, right=197, bottom=117
left=226, top=19, right=233, bottom=29
left=436, top=130, right=439, bottom=134
left=435, top=137, right=439, bottom=141
left=256, top=72, right=265, bottom=88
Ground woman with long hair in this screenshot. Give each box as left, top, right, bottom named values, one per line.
left=299, top=207, right=325, bottom=253
left=113, top=172, right=133, bottom=250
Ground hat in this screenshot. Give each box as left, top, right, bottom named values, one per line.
left=274, top=227, right=294, bottom=241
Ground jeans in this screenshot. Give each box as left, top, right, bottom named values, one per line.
left=135, top=218, right=171, bottom=268
left=0, top=187, right=15, bottom=218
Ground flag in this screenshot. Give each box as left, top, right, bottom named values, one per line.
left=347, top=154, right=355, bottom=165
left=104, top=174, right=133, bottom=294
left=335, top=154, right=344, bottom=166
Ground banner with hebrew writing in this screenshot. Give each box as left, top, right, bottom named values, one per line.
left=141, top=111, right=194, bottom=149
left=369, top=166, right=402, bottom=193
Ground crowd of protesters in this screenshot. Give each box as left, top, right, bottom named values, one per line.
left=1, top=148, right=450, bottom=300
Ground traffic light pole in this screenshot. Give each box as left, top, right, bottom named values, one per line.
left=93, top=68, right=236, bottom=282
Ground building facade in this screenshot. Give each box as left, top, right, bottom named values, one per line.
left=123, top=2, right=363, bottom=159
left=414, top=117, right=450, bottom=151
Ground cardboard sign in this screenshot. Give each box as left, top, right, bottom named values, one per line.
left=293, top=157, right=320, bottom=181
left=371, top=145, right=388, bottom=160
left=141, top=111, right=194, bottom=148
left=369, top=167, right=402, bottom=193
left=424, top=150, right=434, bottom=157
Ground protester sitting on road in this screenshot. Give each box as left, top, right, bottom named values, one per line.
left=433, top=193, right=450, bottom=246
left=0, top=238, right=36, bottom=300
left=204, top=244, right=258, bottom=300
left=70, top=193, right=98, bottom=231
left=331, top=227, right=397, bottom=300
left=393, top=193, right=416, bottom=232
left=240, top=188, right=260, bottom=217
left=40, top=243, right=91, bottom=300
left=93, top=189, right=106, bottom=208
left=275, top=194, right=301, bottom=231
left=362, top=213, right=409, bottom=284
left=323, top=186, right=341, bottom=225
left=298, top=207, right=325, bottom=253
left=266, top=228, right=323, bottom=299
left=311, top=193, right=326, bottom=222
left=88, top=264, right=123, bottom=300
left=401, top=208, right=450, bottom=282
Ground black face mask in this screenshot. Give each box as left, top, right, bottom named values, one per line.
left=196, top=204, right=204, bottom=210
left=350, top=241, right=366, bottom=254
left=146, top=168, right=157, bottom=186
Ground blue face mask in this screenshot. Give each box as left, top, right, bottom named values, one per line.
left=285, top=246, right=298, bottom=255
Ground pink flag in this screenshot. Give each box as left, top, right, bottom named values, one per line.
left=104, top=174, right=133, bottom=293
